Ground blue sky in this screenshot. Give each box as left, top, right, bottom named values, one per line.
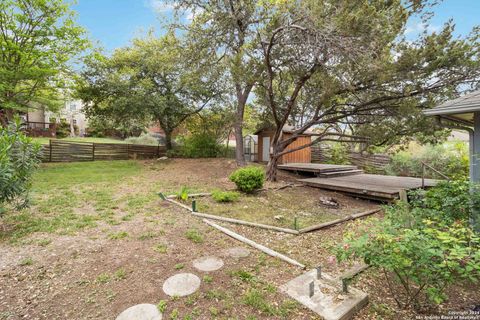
left=73, top=0, right=480, bottom=53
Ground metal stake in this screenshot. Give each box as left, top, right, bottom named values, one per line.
left=342, top=278, right=348, bottom=293
left=309, top=281, right=315, bottom=298
left=192, top=200, right=197, bottom=212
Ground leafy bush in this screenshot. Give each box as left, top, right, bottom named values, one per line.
left=211, top=190, right=240, bottom=202
left=337, top=180, right=480, bottom=310
left=229, top=166, right=265, bottom=193
left=125, top=133, right=159, bottom=146
left=0, top=118, right=41, bottom=215
left=324, top=143, right=350, bottom=165
left=55, top=119, right=73, bottom=138
left=409, top=179, right=480, bottom=224
left=179, top=133, right=224, bottom=158
left=338, top=217, right=480, bottom=309
left=386, top=141, right=468, bottom=179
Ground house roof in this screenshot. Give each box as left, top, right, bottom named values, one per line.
left=424, top=89, right=480, bottom=125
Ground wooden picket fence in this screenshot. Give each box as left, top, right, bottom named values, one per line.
left=41, top=140, right=166, bottom=162
left=311, top=145, right=391, bottom=173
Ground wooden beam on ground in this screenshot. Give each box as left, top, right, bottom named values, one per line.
left=339, top=263, right=369, bottom=281
left=203, top=219, right=306, bottom=269
left=166, top=193, right=211, bottom=200
left=298, top=208, right=382, bottom=234
left=165, top=198, right=299, bottom=235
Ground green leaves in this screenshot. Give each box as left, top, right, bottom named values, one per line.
left=0, top=0, right=89, bottom=114
left=0, top=117, right=41, bottom=215
left=338, top=184, right=480, bottom=309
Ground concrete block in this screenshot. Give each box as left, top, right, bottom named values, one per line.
left=280, top=269, right=368, bottom=320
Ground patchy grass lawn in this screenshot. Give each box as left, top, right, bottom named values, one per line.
left=0, top=159, right=477, bottom=320
left=197, top=187, right=376, bottom=230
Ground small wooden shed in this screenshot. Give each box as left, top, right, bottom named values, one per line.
left=254, top=126, right=313, bottom=164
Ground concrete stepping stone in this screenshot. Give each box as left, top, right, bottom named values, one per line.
left=193, top=256, right=224, bottom=272
left=223, top=247, right=250, bottom=258
left=162, top=273, right=201, bottom=297
left=116, top=303, right=162, bottom=320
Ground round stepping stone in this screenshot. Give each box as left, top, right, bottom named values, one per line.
left=162, top=273, right=201, bottom=297
left=193, top=256, right=224, bottom=272
left=116, top=303, right=162, bottom=320
left=224, top=247, right=250, bottom=258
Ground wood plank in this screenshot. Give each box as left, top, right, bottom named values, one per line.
left=278, top=163, right=358, bottom=173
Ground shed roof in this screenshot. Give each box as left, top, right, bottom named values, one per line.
left=254, top=125, right=314, bottom=135
left=424, top=89, right=480, bottom=125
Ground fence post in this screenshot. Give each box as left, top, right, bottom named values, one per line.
left=49, top=139, right=52, bottom=162
left=92, top=143, right=95, bottom=161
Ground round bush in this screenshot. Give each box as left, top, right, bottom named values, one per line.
left=229, top=166, right=265, bottom=193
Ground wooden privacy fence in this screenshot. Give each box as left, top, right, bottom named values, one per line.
left=311, top=145, right=391, bottom=173
left=41, top=140, right=166, bottom=162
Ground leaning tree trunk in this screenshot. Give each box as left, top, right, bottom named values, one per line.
left=266, top=153, right=281, bottom=182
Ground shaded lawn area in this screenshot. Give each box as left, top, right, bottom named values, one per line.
left=32, top=136, right=127, bottom=145
left=197, top=187, right=376, bottom=230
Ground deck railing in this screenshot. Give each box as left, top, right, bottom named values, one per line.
left=421, top=161, right=450, bottom=188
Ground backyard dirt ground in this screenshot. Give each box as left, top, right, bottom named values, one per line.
left=0, top=158, right=478, bottom=320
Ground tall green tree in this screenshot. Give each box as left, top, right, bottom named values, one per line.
left=77, top=33, right=220, bottom=149
left=251, top=0, right=480, bottom=180
left=169, top=0, right=265, bottom=165
left=0, top=0, right=89, bottom=124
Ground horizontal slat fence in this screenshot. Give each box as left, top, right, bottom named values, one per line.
left=311, top=145, right=391, bottom=173
left=41, top=140, right=165, bottom=162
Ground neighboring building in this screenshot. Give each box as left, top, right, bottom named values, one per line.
left=26, top=99, right=88, bottom=137
left=248, top=125, right=313, bottom=164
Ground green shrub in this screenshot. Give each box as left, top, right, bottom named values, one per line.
left=179, top=133, right=223, bottom=158
left=386, top=141, right=468, bottom=179
left=337, top=180, right=480, bottom=310
left=324, top=143, right=350, bottom=165
left=409, top=179, right=480, bottom=224
left=211, top=190, right=240, bottom=202
left=55, top=119, right=76, bottom=138
left=229, top=166, right=265, bottom=193
left=0, top=118, right=41, bottom=215
left=124, top=133, right=159, bottom=146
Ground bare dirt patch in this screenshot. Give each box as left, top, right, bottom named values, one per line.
left=196, top=186, right=377, bottom=230
left=1, top=158, right=478, bottom=320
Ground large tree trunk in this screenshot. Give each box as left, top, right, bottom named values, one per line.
left=234, top=116, right=245, bottom=166
left=266, top=153, right=281, bottom=182
left=164, top=130, right=173, bottom=150
left=266, top=128, right=284, bottom=181
left=234, top=88, right=251, bottom=166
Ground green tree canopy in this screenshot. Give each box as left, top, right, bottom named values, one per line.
left=248, top=0, right=480, bottom=180
left=0, top=0, right=89, bottom=124
left=77, top=32, right=221, bottom=149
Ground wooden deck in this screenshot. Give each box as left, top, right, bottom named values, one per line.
left=278, top=163, right=358, bottom=173
left=299, top=174, right=438, bottom=201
